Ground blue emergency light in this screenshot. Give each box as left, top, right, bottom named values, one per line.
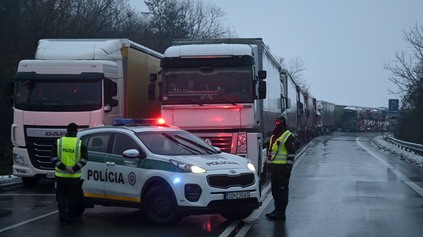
left=112, top=118, right=166, bottom=126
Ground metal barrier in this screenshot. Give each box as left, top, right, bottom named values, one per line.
left=384, top=135, right=423, bottom=156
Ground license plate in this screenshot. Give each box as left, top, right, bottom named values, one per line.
left=224, top=191, right=250, bottom=200
left=46, top=173, right=55, bottom=179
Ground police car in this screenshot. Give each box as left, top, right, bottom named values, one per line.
left=78, top=118, right=261, bottom=225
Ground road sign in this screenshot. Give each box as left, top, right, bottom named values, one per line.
left=388, top=99, right=399, bottom=112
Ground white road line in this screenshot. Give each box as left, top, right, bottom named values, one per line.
left=357, top=137, right=423, bottom=197
left=0, top=210, right=58, bottom=233
left=235, top=185, right=273, bottom=237
left=218, top=182, right=272, bottom=237
left=0, top=193, right=56, bottom=197
left=230, top=139, right=315, bottom=236
left=218, top=220, right=242, bottom=237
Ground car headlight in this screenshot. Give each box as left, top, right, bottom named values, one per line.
left=247, top=162, right=256, bottom=172
left=170, top=160, right=206, bottom=173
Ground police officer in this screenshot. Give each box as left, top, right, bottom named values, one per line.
left=265, top=116, right=296, bottom=220
left=51, top=122, right=87, bottom=223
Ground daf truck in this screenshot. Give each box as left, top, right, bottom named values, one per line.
left=11, top=39, right=162, bottom=186
left=149, top=38, right=286, bottom=175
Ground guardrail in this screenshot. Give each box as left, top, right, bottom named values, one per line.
left=384, top=135, right=423, bottom=156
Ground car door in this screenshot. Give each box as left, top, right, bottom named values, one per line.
left=81, top=132, right=111, bottom=199
left=104, top=132, right=145, bottom=204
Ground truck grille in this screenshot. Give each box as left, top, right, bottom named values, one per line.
left=26, top=137, right=56, bottom=170
left=200, top=135, right=232, bottom=153
left=207, top=173, right=255, bottom=189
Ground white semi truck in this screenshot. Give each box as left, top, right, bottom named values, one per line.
left=149, top=38, right=286, bottom=175
left=11, top=39, right=162, bottom=186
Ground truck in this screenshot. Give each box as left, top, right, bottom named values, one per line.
left=11, top=39, right=163, bottom=186
left=340, top=106, right=362, bottom=132
left=148, top=38, right=285, bottom=175
left=303, top=93, right=317, bottom=141
left=280, top=70, right=304, bottom=148
left=316, top=100, right=336, bottom=134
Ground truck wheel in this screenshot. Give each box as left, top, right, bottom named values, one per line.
left=22, top=177, right=39, bottom=187
left=220, top=209, right=254, bottom=221
left=144, top=185, right=181, bottom=225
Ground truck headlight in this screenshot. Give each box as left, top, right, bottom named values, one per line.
left=13, top=153, right=27, bottom=166
left=170, top=160, right=206, bottom=173
left=237, top=132, right=247, bottom=154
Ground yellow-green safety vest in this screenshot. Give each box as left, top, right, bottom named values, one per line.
left=268, top=130, right=292, bottom=164
left=55, top=137, right=82, bottom=178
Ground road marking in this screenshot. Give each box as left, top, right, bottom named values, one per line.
left=235, top=184, right=273, bottom=237
left=0, top=210, right=58, bottom=233
left=0, top=193, right=56, bottom=197
left=357, top=137, right=423, bottom=197
left=218, top=183, right=272, bottom=237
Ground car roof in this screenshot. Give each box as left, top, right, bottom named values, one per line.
left=78, top=124, right=183, bottom=135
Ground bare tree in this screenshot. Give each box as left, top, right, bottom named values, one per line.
left=183, top=0, right=233, bottom=39
left=144, top=0, right=233, bottom=51
left=145, top=0, right=189, bottom=52
left=385, top=24, right=423, bottom=101
left=385, top=24, right=423, bottom=143
left=278, top=55, right=309, bottom=93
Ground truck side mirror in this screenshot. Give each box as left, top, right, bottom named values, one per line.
left=258, top=70, right=267, bottom=80
left=149, top=73, right=157, bottom=82
left=104, top=79, right=118, bottom=110
left=7, top=80, right=15, bottom=105
left=257, top=81, right=266, bottom=99
left=110, top=98, right=118, bottom=107
left=148, top=82, right=156, bottom=101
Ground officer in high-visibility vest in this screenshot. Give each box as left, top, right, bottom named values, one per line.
left=51, top=123, right=87, bottom=223
left=265, top=115, right=296, bottom=220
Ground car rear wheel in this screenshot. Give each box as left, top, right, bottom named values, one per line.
left=144, top=185, right=181, bottom=225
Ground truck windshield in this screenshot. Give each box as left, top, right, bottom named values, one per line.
left=14, top=79, right=102, bottom=111
left=161, top=66, right=253, bottom=104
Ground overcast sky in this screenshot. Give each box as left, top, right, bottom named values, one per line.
left=130, top=0, right=423, bottom=108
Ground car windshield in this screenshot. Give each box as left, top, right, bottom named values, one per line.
left=137, top=130, right=218, bottom=155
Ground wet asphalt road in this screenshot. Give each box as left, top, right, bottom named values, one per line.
left=1, top=132, right=423, bottom=237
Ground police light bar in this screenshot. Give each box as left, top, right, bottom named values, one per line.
left=112, top=118, right=166, bottom=126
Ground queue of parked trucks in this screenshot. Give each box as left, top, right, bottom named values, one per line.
left=9, top=38, right=388, bottom=187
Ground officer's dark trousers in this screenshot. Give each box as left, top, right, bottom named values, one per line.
left=269, top=164, right=291, bottom=213
left=56, top=178, right=81, bottom=220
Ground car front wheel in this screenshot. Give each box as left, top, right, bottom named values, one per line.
left=144, top=185, right=181, bottom=225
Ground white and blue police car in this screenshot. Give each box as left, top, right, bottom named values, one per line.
left=78, top=118, right=261, bottom=225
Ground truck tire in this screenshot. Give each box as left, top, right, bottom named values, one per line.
left=144, top=185, right=181, bottom=225
left=220, top=209, right=254, bottom=221
left=22, top=177, right=39, bottom=187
